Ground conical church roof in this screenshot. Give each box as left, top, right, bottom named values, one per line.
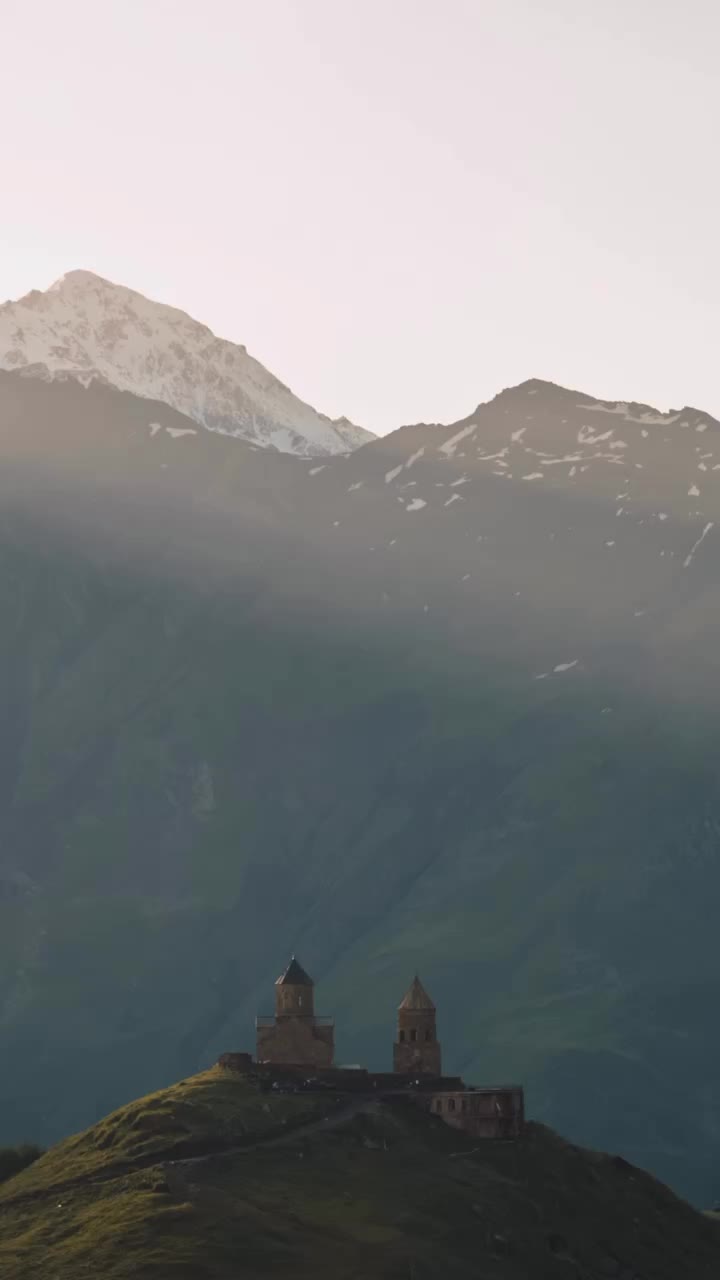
left=275, top=955, right=314, bottom=987
left=398, top=975, right=435, bottom=1011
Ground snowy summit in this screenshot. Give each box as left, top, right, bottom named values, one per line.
left=0, top=270, right=373, bottom=457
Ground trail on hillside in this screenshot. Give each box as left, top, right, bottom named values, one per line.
left=0, top=1098, right=380, bottom=1212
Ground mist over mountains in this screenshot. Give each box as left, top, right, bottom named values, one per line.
left=1, top=273, right=720, bottom=1209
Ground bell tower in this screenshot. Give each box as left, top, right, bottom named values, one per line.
left=393, top=975, right=442, bottom=1075
left=255, top=956, right=334, bottom=1067
left=275, top=956, right=315, bottom=1018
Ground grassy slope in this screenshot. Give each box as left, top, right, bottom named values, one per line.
left=1, top=1070, right=719, bottom=1280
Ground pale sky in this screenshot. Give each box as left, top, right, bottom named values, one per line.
left=2, top=0, right=719, bottom=435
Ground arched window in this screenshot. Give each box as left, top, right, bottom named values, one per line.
left=410, top=1028, right=417, bottom=1042
left=399, top=1029, right=405, bottom=1042
left=435, top=1099, right=443, bottom=1112
left=448, top=1098, right=456, bottom=1112
left=424, top=1029, right=432, bottom=1041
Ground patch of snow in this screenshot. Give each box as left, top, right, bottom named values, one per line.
left=385, top=464, right=404, bottom=484
left=511, top=427, right=527, bottom=442
left=439, top=422, right=477, bottom=457
left=580, top=401, right=681, bottom=427
left=683, top=521, right=714, bottom=568
left=541, top=454, right=583, bottom=466
left=309, top=465, right=326, bottom=476
left=522, top=472, right=544, bottom=481
left=449, top=475, right=470, bottom=486
left=689, top=484, right=700, bottom=497
left=580, top=402, right=629, bottom=417
left=348, top=481, right=363, bottom=491
left=578, top=425, right=615, bottom=445
left=476, top=448, right=509, bottom=463
left=405, top=498, right=427, bottom=512
left=553, top=659, right=579, bottom=673
left=149, top=422, right=163, bottom=437
left=444, top=493, right=463, bottom=506
left=165, top=427, right=197, bottom=439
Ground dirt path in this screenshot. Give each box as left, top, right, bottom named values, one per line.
left=164, top=1096, right=378, bottom=1170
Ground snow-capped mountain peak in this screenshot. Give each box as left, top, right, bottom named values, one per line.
left=0, top=270, right=373, bottom=457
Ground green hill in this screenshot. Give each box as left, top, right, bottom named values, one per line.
left=0, top=1068, right=718, bottom=1280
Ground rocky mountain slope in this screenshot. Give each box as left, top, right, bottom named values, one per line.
left=1, top=367, right=720, bottom=1210
left=1, top=1067, right=719, bottom=1280
left=0, top=271, right=372, bottom=455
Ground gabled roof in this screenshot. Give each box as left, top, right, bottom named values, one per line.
left=275, top=956, right=314, bottom=987
left=398, top=975, right=435, bottom=1011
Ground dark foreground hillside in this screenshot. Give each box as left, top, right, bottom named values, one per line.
left=0, top=1069, right=718, bottom=1280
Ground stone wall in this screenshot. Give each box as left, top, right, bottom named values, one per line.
left=255, top=1018, right=334, bottom=1068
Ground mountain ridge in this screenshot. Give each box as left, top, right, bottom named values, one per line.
left=2, top=358, right=720, bottom=1208
left=0, top=270, right=373, bottom=457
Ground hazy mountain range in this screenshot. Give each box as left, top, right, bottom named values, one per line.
left=1, top=272, right=720, bottom=1209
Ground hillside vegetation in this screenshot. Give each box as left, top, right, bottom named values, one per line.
left=1, top=1069, right=719, bottom=1280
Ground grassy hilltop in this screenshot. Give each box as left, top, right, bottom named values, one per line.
left=1, top=1068, right=719, bottom=1280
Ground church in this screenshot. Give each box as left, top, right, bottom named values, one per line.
left=219, top=956, right=524, bottom=1140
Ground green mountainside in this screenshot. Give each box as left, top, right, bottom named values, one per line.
left=1, top=1068, right=719, bottom=1280
left=2, top=371, right=720, bottom=1210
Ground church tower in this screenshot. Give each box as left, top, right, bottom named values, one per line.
left=393, top=975, right=442, bottom=1075
left=256, top=956, right=335, bottom=1067
left=274, top=956, right=315, bottom=1018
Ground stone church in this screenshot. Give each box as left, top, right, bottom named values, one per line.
left=255, top=956, right=443, bottom=1075
left=237, top=955, right=525, bottom=1139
